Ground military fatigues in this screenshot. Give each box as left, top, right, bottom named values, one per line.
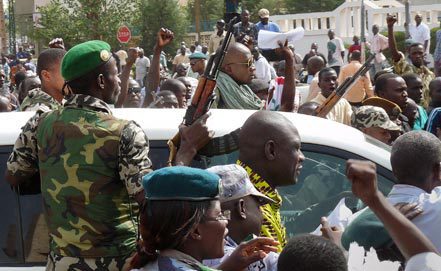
left=7, top=94, right=152, bottom=270
left=19, top=88, right=61, bottom=112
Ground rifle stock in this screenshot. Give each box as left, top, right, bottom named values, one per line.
left=167, top=17, right=239, bottom=166
left=315, top=54, right=375, bottom=118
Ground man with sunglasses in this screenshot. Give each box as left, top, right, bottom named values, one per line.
left=189, top=52, right=207, bottom=78
left=123, top=78, right=143, bottom=108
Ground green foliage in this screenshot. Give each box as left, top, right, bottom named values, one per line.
left=285, top=0, right=344, bottom=14
left=430, top=27, right=440, bottom=54
left=33, top=0, right=137, bottom=49
left=381, top=30, right=406, bottom=60
left=138, top=0, right=189, bottom=57
left=186, top=0, right=224, bottom=25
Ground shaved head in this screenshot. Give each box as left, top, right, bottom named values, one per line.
left=391, top=131, right=441, bottom=190
left=160, top=79, right=187, bottom=108
left=239, top=111, right=304, bottom=187
left=221, top=43, right=255, bottom=84
left=307, top=56, right=325, bottom=75
left=222, top=43, right=252, bottom=69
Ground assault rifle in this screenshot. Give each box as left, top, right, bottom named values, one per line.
left=167, top=17, right=239, bottom=166
left=315, top=54, right=375, bottom=118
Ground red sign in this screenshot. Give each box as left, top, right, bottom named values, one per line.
left=117, top=25, right=131, bottom=43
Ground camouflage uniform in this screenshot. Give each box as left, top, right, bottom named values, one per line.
left=7, top=94, right=152, bottom=271
left=19, top=88, right=61, bottom=113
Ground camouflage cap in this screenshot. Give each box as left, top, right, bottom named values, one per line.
left=207, top=164, right=274, bottom=204
left=352, top=105, right=401, bottom=131
left=362, top=96, right=402, bottom=120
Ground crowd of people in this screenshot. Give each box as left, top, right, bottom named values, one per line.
left=0, top=6, right=441, bottom=271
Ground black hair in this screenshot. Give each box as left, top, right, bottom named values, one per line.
left=318, top=67, right=336, bottom=81
left=36, top=48, right=66, bottom=78
left=278, top=234, right=347, bottom=271
left=402, top=73, right=421, bottom=84
left=129, top=200, right=214, bottom=269
left=409, top=42, right=424, bottom=51
left=391, top=131, right=441, bottom=184
left=374, top=73, right=400, bottom=95
left=14, top=71, right=27, bottom=88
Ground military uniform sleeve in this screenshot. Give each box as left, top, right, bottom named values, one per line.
left=7, top=113, right=41, bottom=178
left=118, top=121, right=153, bottom=196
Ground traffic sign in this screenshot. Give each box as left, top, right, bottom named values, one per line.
left=117, top=25, right=131, bottom=44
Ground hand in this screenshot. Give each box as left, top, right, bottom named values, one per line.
left=48, top=38, right=65, bottom=49
left=346, top=159, right=380, bottom=205
left=220, top=237, right=279, bottom=271
left=394, top=202, right=423, bottom=220
left=320, top=217, right=343, bottom=248
left=175, top=113, right=214, bottom=165
left=127, top=47, right=139, bottom=64
left=275, top=39, right=293, bottom=62
left=156, top=28, right=174, bottom=50
left=386, top=14, right=397, bottom=28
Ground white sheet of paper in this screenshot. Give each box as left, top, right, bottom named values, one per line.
left=312, top=197, right=353, bottom=235
left=257, top=27, right=305, bottom=49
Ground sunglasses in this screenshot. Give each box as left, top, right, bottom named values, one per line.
left=128, top=87, right=141, bottom=94
left=226, top=58, right=254, bottom=68
left=203, top=210, right=231, bottom=222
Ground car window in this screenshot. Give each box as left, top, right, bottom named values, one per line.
left=278, top=151, right=394, bottom=237
left=197, top=147, right=395, bottom=238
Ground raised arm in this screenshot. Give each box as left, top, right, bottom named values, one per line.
left=346, top=160, right=438, bottom=260
left=115, top=48, right=138, bottom=108
left=277, top=40, right=296, bottom=112
left=387, top=15, right=402, bottom=63
left=142, top=28, right=174, bottom=107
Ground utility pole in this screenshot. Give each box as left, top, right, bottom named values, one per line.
left=360, top=0, right=365, bottom=62
left=0, top=0, right=8, bottom=53
left=8, top=0, right=16, bottom=55
left=404, top=0, right=411, bottom=38
left=195, top=0, right=201, bottom=42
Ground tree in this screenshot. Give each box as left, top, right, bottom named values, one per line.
left=138, top=0, right=189, bottom=57
left=33, top=0, right=137, bottom=49
left=285, top=0, right=344, bottom=14
left=187, top=0, right=224, bottom=27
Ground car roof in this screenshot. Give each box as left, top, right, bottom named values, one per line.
left=0, top=109, right=391, bottom=170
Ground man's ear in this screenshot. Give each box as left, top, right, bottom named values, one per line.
left=97, top=74, right=105, bottom=89
left=264, top=140, right=276, bottom=161
left=222, top=64, right=232, bottom=76
left=41, top=70, right=50, bottom=82
left=237, top=199, right=246, bottom=219
left=433, top=162, right=441, bottom=186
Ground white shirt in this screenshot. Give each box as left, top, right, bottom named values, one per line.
left=405, top=252, right=441, bottom=271
left=368, top=33, right=389, bottom=63
left=254, top=55, right=273, bottom=83
left=327, top=37, right=345, bottom=67
left=410, top=23, right=431, bottom=54
left=386, top=184, right=441, bottom=252
left=135, top=56, right=150, bottom=81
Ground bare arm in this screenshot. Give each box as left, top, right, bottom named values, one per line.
left=142, top=28, right=174, bottom=108
left=278, top=40, right=296, bottom=112
left=346, top=160, right=439, bottom=260
left=115, top=48, right=138, bottom=108
left=387, top=15, right=402, bottom=63
left=424, top=40, right=429, bottom=53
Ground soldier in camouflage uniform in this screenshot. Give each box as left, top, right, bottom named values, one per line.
left=5, top=40, right=153, bottom=271
left=19, top=48, right=66, bottom=113
left=352, top=105, right=401, bottom=145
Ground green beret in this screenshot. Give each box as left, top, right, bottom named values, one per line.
left=189, top=52, right=207, bottom=60
left=142, top=166, right=220, bottom=201
left=61, top=40, right=112, bottom=81
left=342, top=207, right=392, bottom=251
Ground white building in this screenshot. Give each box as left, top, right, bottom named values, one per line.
left=270, top=0, right=441, bottom=57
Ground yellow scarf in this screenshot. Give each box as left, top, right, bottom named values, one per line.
left=237, top=160, right=286, bottom=252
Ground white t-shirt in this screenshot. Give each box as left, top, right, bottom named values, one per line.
left=327, top=38, right=345, bottom=67
left=254, top=55, right=272, bottom=83
left=135, top=56, right=150, bottom=81
left=405, top=252, right=441, bottom=271
left=410, top=23, right=431, bottom=54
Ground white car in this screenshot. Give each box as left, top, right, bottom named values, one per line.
left=0, top=109, right=394, bottom=267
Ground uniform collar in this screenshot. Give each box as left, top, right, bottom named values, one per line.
left=63, top=94, right=112, bottom=114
